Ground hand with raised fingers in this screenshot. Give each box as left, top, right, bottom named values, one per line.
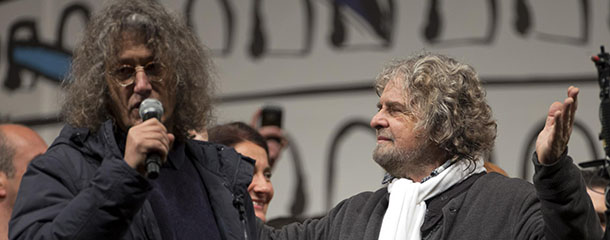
left=535, top=86, right=579, bottom=164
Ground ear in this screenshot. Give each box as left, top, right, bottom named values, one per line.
left=0, top=172, right=8, bottom=198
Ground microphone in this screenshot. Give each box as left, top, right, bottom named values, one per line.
left=139, top=98, right=164, bottom=179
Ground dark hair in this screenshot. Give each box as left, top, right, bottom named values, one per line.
left=207, top=122, right=269, bottom=155
left=62, top=0, right=215, bottom=140
left=0, top=130, right=16, bottom=178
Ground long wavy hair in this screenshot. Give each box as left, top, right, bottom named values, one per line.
left=62, top=0, right=215, bottom=140
left=375, top=53, right=497, bottom=164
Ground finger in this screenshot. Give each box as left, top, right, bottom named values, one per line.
left=259, top=126, right=282, bottom=137
left=544, top=102, right=562, bottom=128
left=143, top=137, right=171, bottom=158
left=563, top=98, right=574, bottom=138
left=553, top=110, right=563, bottom=149
left=141, top=132, right=170, bottom=151
left=568, top=86, right=579, bottom=126
left=250, top=109, right=263, bottom=127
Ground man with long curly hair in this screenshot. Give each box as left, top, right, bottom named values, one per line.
left=257, top=53, right=603, bottom=239
left=8, top=0, right=257, bottom=239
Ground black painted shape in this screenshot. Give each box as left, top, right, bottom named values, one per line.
left=283, top=134, right=308, bottom=216
left=249, top=0, right=266, bottom=59
left=330, top=3, right=346, bottom=47
left=302, top=0, right=315, bottom=54
left=248, top=0, right=314, bottom=59
left=362, top=0, right=393, bottom=45
left=424, top=0, right=441, bottom=41
left=5, top=20, right=39, bottom=91
left=4, top=18, right=74, bottom=91
left=185, top=0, right=235, bottom=56
left=514, top=0, right=531, bottom=36
left=533, top=0, right=590, bottom=45
left=329, top=0, right=394, bottom=50
left=325, top=119, right=375, bottom=210
left=422, top=0, right=498, bottom=47
left=520, top=119, right=600, bottom=180
left=56, top=3, right=90, bottom=50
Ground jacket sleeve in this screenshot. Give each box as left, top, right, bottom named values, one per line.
left=9, top=147, right=152, bottom=240
left=519, top=152, right=603, bottom=240
left=257, top=214, right=331, bottom=240
left=257, top=190, right=384, bottom=240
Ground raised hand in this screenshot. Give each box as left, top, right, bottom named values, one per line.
left=535, top=86, right=579, bottom=164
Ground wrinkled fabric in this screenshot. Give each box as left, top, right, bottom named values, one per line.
left=9, top=121, right=258, bottom=240
left=258, top=154, right=602, bottom=240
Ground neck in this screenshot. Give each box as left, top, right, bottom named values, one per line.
left=403, top=147, right=449, bottom=183
left=0, top=205, right=10, bottom=240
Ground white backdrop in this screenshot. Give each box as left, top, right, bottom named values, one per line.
left=1, top=0, right=608, bottom=219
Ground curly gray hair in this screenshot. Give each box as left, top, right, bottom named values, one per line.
left=61, top=0, right=215, bottom=140
left=375, top=53, right=497, bottom=163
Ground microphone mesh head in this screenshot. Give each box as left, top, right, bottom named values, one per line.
left=139, top=98, right=164, bottom=120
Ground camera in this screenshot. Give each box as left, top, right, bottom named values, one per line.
left=261, top=105, right=283, bottom=128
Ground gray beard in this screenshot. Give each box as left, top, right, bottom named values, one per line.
left=372, top=141, right=430, bottom=179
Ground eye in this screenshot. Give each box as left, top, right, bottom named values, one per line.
left=114, top=65, right=135, bottom=80
left=145, top=62, right=163, bottom=76
left=263, top=170, right=272, bottom=180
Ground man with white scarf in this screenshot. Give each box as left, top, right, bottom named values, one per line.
left=257, top=53, right=603, bottom=239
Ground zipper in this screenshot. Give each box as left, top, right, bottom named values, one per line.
left=233, top=194, right=249, bottom=240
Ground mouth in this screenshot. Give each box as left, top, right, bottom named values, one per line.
left=376, top=135, right=393, bottom=143
left=252, top=199, right=266, bottom=210
left=131, top=101, right=142, bottom=112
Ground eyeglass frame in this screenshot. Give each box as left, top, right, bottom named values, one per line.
left=107, top=61, right=167, bottom=87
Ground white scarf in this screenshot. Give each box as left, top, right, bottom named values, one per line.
left=378, top=159, right=486, bottom=240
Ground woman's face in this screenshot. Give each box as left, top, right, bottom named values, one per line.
left=234, top=141, right=274, bottom=221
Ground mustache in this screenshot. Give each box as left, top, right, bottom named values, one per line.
left=376, top=130, right=393, bottom=140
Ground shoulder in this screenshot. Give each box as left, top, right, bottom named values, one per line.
left=186, top=140, right=254, bottom=186
left=329, top=187, right=389, bottom=217
left=187, top=140, right=254, bottom=169
left=466, top=172, right=536, bottom=204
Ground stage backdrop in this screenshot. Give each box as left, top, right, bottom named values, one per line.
left=1, top=0, right=609, bottom=219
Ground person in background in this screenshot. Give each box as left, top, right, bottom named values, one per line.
left=581, top=169, right=609, bottom=230
left=208, top=122, right=275, bottom=222
left=0, top=124, right=46, bottom=239
left=250, top=110, right=287, bottom=168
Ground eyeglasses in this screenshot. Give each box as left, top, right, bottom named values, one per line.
left=109, top=62, right=166, bottom=87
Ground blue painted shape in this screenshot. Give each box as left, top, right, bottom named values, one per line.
left=13, top=45, right=71, bottom=82
left=337, top=0, right=366, bottom=20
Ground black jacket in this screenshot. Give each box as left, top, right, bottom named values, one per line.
left=9, top=120, right=258, bottom=240
left=258, top=154, right=603, bottom=240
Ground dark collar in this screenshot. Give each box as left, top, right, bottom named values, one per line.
left=420, top=172, right=486, bottom=237
left=167, top=141, right=186, bottom=170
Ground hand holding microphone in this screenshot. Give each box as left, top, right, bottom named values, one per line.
left=124, top=98, right=174, bottom=179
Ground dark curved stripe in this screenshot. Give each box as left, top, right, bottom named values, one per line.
left=7, top=75, right=599, bottom=126
left=220, top=75, right=597, bottom=103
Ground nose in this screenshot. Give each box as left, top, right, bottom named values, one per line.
left=133, top=66, right=152, bottom=95
left=370, top=110, right=388, bottom=130
left=249, top=175, right=274, bottom=197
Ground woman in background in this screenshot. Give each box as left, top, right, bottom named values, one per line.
left=207, top=122, right=274, bottom=222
